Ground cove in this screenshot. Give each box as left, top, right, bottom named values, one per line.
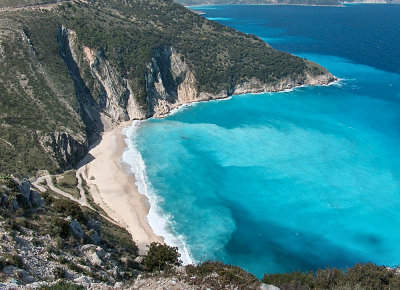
left=123, top=4, right=400, bottom=277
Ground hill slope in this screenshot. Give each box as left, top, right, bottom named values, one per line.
left=0, top=0, right=334, bottom=175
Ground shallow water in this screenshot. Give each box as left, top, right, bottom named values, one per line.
left=124, top=5, right=400, bottom=277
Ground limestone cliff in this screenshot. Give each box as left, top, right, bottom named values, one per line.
left=145, top=46, right=199, bottom=117
left=39, top=132, right=87, bottom=170
left=144, top=46, right=335, bottom=118
left=56, top=25, right=335, bottom=126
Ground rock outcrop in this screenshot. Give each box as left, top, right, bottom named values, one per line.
left=82, top=46, right=146, bottom=122
left=57, top=27, right=335, bottom=125
left=39, top=132, right=87, bottom=170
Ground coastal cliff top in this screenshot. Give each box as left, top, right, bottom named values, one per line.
left=0, top=0, right=333, bottom=175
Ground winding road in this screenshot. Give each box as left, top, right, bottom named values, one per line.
left=32, top=173, right=119, bottom=226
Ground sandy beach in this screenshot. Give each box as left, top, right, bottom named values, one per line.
left=81, top=122, right=163, bottom=254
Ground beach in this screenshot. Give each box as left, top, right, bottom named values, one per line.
left=81, top=122, right=163, bottom=255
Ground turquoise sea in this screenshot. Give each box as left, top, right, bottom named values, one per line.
left=123, top=5, right=400, bottom=277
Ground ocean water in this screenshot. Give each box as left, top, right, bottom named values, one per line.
left=123, top=5, right=400, bottom=277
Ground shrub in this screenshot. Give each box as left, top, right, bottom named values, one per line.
left=52, top=199, right=84, bottom=222
left=46, top=281, right=85, bottom=290
left=262, top=271, right=314, bottom=289
left=143, top=242, right=181, bottom=272
left=186, top=261, right=259, bottom=289
left=51, top=217, right=71, bottom=239
left=346, top=263, right=400, bottom=289
left=53, top=267, right=66, bottom=279
left=261, top=263, right=400, bottom=289
left=314, top=267, right=345, bottom=288
left=0, top=254, right=24, bottom=269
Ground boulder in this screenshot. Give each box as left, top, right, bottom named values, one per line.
left=90, top=231, right=101, bottom=245
left=81, top=244, right=105, bottom=266
left=29, top=190, right=44, bottom=207
left=69, top=219, right=84, bottom=239
left=1, top=193, right=8, bottom=206
left=11, top=199, right=19, bottom=211
left=16, top=179, right=31, bottom=200
left=74, top=275, right=92, bottom=284
left=259, top=283, right=280, bottom=290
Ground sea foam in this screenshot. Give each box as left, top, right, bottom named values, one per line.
left=122, top=121, right=194, bottom=265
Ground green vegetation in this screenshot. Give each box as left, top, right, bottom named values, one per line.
left=186, top=261, right=259, bottom=289
left=45, top=281, right=85, bottom=290
left=0, top=254, right=24, bottom=270
left=54, top=170, right=80, bottom=198
left=0, top=177, right=139, bottom=282
left=0, top=7, right=86, bottom=175
left=0, top=0, right=330, bottom=175
left=262, top=263, right=400, bottom=289
left=143, top=242, right=182, bottom=271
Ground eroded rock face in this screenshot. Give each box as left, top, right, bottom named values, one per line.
left=58, top=26, right=335, bottom=125
left=82, top=47, right=146, bottom=122
left=39, top=132, right=87, bottom=171
left=144, top=46, right=335, bottom=118
left=145, top=46, right=199, bottom=118
left=53, top=25, right=335, bottom=171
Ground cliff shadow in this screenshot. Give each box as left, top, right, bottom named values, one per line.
left=57, top=25, right=104, bottom=144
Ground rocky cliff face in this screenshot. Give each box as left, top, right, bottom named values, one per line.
left=145, top=46, right=336, bottom=118
left=58, top=25, right=146, bottom=127
left=57, top=26, right=335, bottom=126
left=145, top=46, right=199, bottom=117
left=39, top=132, right=87, bottom=170
left=82, top=46, right=146, bottom=122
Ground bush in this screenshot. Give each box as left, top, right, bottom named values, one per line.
left=0, top=254, right=24, bottom=269
left=143, top=242, right=181, bottom=272
left=46, top=281, right=85, bottom=290
left=314, top=267, right=344, bottom=288
left=261, top=263, right=400, bottom=290
left=346, top=263, right=400, bottom=289
left=186, top=261, right=259, bottom=289
left=262, top=271, right=314, bottom=289
left=54, top=267, right=66, bottom=279
left=52, top=199, right=84, bottom=222
left=51, top=217, right=71, bottom=239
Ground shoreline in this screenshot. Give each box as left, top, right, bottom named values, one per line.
left=81, top=122, right=163, bottom=255
left=80, top=78, right=339, bottom=257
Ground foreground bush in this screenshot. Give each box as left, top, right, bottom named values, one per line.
left=186, top=261, right=259, bottom=289
left=262, top=263, right=400, bottom=290
left=143, top=242, right=181, bottom=272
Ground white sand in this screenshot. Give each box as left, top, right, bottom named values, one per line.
left=81, top=122, right=163, bottom=254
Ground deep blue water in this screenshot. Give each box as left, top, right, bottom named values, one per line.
left=124, top=5, right=400, bottom=277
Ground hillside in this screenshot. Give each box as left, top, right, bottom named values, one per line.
left=0, top=0, right=334, bottom=176
left=2, top=175, right=400, bottom=289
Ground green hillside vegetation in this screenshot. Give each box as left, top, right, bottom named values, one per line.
left=0, top=0, right=329, bottom=176
left=0, top=12, right=86, bottom=175
left=57, top=0, right=316, bottom=96
left=2, top=175, right=400, bottom=288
